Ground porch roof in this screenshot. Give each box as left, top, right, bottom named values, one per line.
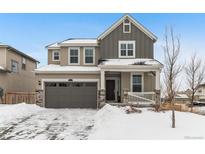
left=35, top=64, right=100, bottom=74
left=98, top=59, right=163, bottom=69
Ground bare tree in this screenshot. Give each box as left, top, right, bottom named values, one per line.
left=185, top=53, right=205, bottom=110
left=163, top=27, right=182, bottom=128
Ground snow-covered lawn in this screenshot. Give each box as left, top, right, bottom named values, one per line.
left=0, top=103, right=205, bottom=140
left=193, top=106, right=205, bottom=114
left=89, top=105, right=205, bottom=139
left=0, top=103, right=96, bottom=140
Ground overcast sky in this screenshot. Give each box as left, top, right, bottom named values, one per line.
left=0, top=13, right=205, bottom=90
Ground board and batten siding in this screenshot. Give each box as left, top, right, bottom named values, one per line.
left=99, top=22, right=154, bottom=59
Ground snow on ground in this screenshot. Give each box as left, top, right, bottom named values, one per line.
left=0, top=103, right=44, bottom=124
left=0, top=103, right=96, bottom=140
left=0, top=103, right=205, bottom=140
left=193, top=106, right=205, bottom=114
left=89, top=104, right=205, bottom=139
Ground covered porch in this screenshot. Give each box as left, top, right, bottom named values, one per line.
left=98, top=59, right=163, bottom=105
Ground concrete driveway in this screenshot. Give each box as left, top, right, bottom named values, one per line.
left=0, top=107, right=96, bottom=140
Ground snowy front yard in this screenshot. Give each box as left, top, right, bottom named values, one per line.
left=0, top=103, right=205, bottom=140
left=0, top=103, right=96, bottom=139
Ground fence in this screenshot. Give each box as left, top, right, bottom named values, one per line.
left=4, top=92, right=37, bottom=104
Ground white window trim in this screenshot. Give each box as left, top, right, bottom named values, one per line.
left=123, top=20, right=131, bottom=33
left=22, top=58, right=26, bottom=64
left=118, top=40, right=135, bottom=58
left=83, top=47, right=95, bottom=65
left=130, top=72, right=144, bottom=92
left=68, top=47, right=80, bottom=65
left=52, top=50, right=60, bottom=61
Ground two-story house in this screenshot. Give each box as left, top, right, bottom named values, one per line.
left=0, top=43, right=39, bottom=102
left=35, top=14, right=163, bottom=108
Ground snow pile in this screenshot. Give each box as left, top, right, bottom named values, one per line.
left=89, top=104, right=127, bottom=139
left=89, top=105, right=205, bottom=139
left=35, top=64, right=100, bottom=72
left=99, top=59, right=162, bottom=67
left=0, top=103, right=44, bottom=124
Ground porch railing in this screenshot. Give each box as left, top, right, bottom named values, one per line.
left=127, top=92, right=156, bottom=104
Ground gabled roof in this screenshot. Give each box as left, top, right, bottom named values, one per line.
left=45, top=42, right=60, bottom=49
left=0, top=43, right=39, bottom=63
left=97, top=14, right=157, bottom=42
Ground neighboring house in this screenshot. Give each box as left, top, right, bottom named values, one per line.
left=0, top=43, right=39, bottom=102
left=35, top=14, right=163, bottom=108
left=195, top=84, right=205, bottom=101
left=174, top=93, right=190, bottom=104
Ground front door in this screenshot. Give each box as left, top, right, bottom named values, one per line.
left=106, top=80, right=115, bottom=100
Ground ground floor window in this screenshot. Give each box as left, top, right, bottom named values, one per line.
left=132, top=74, right=142, bottom=92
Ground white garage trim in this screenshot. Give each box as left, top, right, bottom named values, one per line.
left=41, top=78, right=100, bottom=90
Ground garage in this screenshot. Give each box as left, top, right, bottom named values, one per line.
left=45, top=82, right=97, bottom=108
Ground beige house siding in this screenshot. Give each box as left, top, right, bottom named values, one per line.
left=0, top=49, right=37, bottom=93
left=0, top=73, right=8, bottom=92
left=48, top=47, right=99, bottom=66
left=0, top=47, right=7, bottom=68
left=99, top=22, right=154, bottom=59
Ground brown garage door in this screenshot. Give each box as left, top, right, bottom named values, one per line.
left=45, top=82, right=97, bottom=108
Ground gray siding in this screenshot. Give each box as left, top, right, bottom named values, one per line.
left=99, top=22, right=154, bottom=59
left=144, top=72, right=155, bottom=92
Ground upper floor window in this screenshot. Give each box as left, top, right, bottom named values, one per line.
left=52, top=50, right=60, bottom=61
left=123, top=19, right=131, bottom=33
left=84, top=47, right=95, bottom=65
left=22, top=57, right=26, bottom=70
left=118, top=41, right=135, bottom=58
left=69, top=48, right=80, bottom=65
left=11, top=60, right=19, bottom=73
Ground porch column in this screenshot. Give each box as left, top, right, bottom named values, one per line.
left=100, top=70, right=105, bottom=90
left=155, top=70, right=160, bottom=90
left=99, top=70, right=105, bottom=107
left=155, top=70, right=161, bottom=110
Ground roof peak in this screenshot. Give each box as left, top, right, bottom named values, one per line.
left=97, top=14, right=157, bottom=41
